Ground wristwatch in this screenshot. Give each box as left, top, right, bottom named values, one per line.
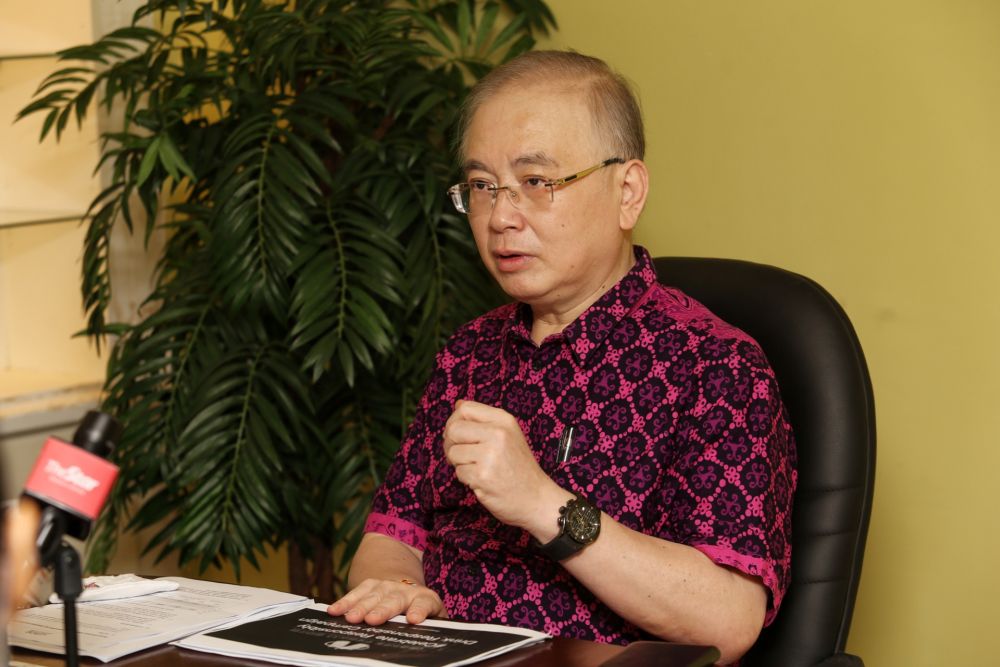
left=536, top=493, right=601, bottom=561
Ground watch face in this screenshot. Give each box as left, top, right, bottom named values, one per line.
left=565, top=499, right=601, bottom=544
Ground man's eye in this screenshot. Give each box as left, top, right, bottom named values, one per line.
left=522, top=177, right=548, bottom=189
left=469, top=180, right=493, bottom=192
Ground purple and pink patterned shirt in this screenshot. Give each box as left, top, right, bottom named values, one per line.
left=365, top=246, right=796, bottom=644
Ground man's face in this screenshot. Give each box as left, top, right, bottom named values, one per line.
left=462, top=82, right=630, bottom=318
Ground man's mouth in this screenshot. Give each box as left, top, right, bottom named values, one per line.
left=493, top=250, right=531, bottom=271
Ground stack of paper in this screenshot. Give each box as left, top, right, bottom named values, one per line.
left=175, top=604, right=550, bottom=667
left=8, top=576, right=311, bottom=662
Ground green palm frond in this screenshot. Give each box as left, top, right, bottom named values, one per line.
left=208, top=112, right=312, bottom=316
left=290, top=201, right=403, bottom=384
left=18, top=0, right=556, bottom=598
left=86, top=284, right=214, bottom=571
left=143, top=342, right=312, bottom=574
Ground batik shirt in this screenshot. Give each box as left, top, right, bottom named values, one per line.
left=365, top=246, right=796, bottom=644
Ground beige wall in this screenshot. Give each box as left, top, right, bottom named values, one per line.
left=0, top=1, right=105, bottom=381
left=540, top=1, right=999, bottom=664
left=0, top=1, right=167, bottom=584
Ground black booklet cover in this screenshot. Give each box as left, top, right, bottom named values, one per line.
left=182, top=605, right=548, bottom=667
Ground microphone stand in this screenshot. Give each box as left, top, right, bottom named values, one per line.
left=55, top=542, right=83, bottom=667
left=37, top=509, right=84, bottom=666
left=51, top=542, right=83, bottom=667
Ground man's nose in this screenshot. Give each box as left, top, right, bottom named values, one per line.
left=488, top=186, right=524, bottom=230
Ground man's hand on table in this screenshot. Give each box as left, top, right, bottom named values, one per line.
left=327, top=577, right=446, bottom=625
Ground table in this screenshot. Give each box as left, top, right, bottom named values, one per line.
left=12, top=638, right=622, bottom=666
left=12, top=637, right=719, bottom=666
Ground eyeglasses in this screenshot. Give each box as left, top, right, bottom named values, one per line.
left=447, top=157, right=625, bottom=216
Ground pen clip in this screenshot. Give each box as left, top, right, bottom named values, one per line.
left=557, top=425, right=576, bottom=463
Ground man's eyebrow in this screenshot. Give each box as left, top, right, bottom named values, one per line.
left=462, top=159, right=490, bottom=174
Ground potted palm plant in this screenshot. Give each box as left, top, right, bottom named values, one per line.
left=19, top=0, right=555, bottom=600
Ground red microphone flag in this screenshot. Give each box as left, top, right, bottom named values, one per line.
left=23, top=437, right=119, bottom=522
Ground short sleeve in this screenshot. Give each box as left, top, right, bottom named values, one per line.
left=365, top=322, right=480, bottom=551
left=656, top=335, right=796, bottom=625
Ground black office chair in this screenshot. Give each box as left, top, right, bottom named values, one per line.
left=653, top=257, right=876, bottom=667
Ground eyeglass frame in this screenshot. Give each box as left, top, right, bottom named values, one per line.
left=447, top=157, right=626, bottom=215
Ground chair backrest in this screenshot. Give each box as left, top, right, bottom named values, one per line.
left=653, top=257, right=876, bottom=667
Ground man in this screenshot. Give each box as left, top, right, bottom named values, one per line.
left=328, top=51, right=796, bottom=665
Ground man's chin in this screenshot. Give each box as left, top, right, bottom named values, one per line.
left=494, top=279, right=549, bottom=307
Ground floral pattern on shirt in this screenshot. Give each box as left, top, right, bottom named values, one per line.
left=366, top=247, right=796, bottom=644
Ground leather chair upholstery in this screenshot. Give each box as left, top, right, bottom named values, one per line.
left=653, top=257, right=876, bottom=667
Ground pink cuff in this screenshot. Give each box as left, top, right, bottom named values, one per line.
left=691, top=543, right=784, bottom=626
left=364, top=512, right=429, bottom=552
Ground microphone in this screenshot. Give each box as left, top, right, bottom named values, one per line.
left=21, top=411, right=122, bottom=565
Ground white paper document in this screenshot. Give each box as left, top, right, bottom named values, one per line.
left=174, top=603, right=550, bottom=667
left=8, top=576, right=311, bottom=662
left=48, top=573, right=179, bottom=604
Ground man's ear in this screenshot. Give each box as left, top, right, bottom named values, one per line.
left=618, top=159, right=649, bottom=231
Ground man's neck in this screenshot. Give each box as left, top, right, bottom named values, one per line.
left=529, top=248, right=636, bottom=345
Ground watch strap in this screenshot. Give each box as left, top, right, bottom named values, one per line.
left=536, top=493, right=600, bottom=561
left=537, top=530, right=585, bottom=561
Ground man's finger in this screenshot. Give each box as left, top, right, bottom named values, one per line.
left=452, top=399, right=507, bottom=423
left=363, top=593, right=407, bottom=625
left=326, top=599, right=349, bottom=615
left=328, top=580, right=441, bottom=627
left=404, top=593, right=441, bottom=624
left=445, top=418, right=515, bottom=453
left=443, top=442, right=479, bottom=467
left=329, top=581, right=391, bottom=623
left=327, top=579, right=376, bottom=616
left=344, top=588, right=387, bottom=623
left=443, top=415, right=493, bottom=447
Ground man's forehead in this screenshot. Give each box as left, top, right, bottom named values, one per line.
left=474, top=83, right=590, bottom=125
left=462, top=85, right=599, bottom=173
left=462, top=152, right=560, bottom=174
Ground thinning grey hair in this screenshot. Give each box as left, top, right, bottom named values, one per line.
left=456, top=50, right=645, bottom=165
